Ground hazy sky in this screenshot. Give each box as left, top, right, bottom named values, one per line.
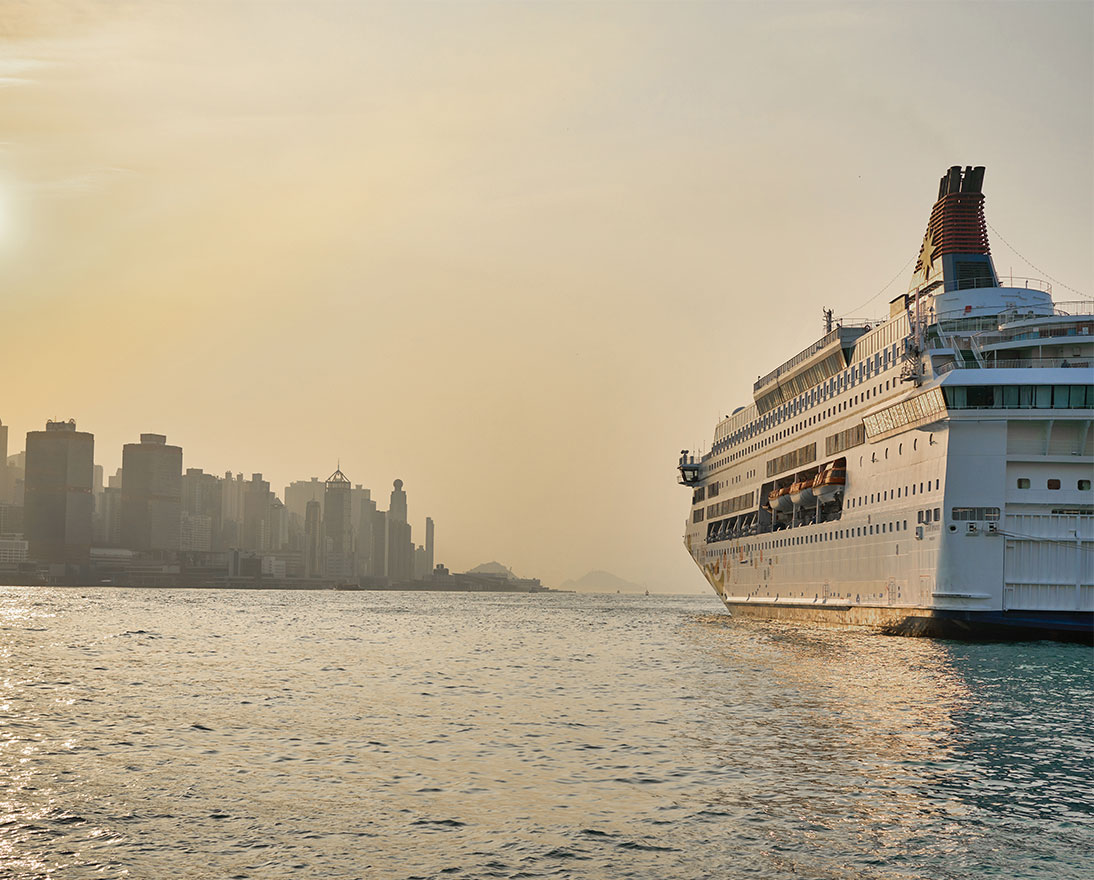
left=1, top=1, right=1091, bottom=591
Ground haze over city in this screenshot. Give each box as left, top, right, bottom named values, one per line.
left=2, top=1, right=1090, bottom=591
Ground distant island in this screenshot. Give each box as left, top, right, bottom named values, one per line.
left=561, top=570, right=651, bottom=594
left=351, top=561, right=564, bottom=594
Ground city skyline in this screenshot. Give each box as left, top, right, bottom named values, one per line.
left=1, top=2, right=1090, bottom=591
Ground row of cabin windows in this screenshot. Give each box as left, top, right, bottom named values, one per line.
left=847, top=479, right=941, bottom=508
left=714, top=341, right=902, bottom=463
left=755, top=519, right=910, bottom=548
left=1017, top=478, right=1092, bottom=491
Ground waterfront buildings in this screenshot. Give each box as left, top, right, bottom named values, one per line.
left=2, top=414, right=444, bottom=585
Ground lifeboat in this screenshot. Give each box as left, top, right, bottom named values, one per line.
left=791, top=477, right=816, bottom=506
left=769, top=485, right=794, bottom=513
left=814, top=459, right=847, bottom=500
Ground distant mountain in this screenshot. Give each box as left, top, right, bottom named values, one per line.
left=467, top=561, right=517, bottom=580
left=561, top=570, right=648, bottom=593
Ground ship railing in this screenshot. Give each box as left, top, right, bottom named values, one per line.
left=936, top=357, right=1091, bottom=374
left=1053, top=300, right=1094, bottom=317
left=993, top=275, right=1053, bottom=293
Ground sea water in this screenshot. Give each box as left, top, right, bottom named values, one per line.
left=1, top=588, right=1090, bottom=879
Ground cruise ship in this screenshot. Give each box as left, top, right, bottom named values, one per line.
left=679, top=165, right=1093, bottom=641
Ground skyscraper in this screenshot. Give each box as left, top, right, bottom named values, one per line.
left=323, top=467, right=354, bottom=579
left=120, top=433, right=183, bottom=553
left=304, top=499, right=322, bottom=578
left=425, top=516, right=435, bottom=576
left=241, top=473, right=273, bottom=552
left=0, top=419, right=9, bottom=504
left=180, top=468, right=222, bottom=553
left=23, top=419, right=94, bottom=564
left=284, top=477, right=326, bottom=521
left=386, top=479, right=413, bottom=582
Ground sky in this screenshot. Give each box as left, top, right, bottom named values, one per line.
left=1, top=1, right=1091, bottom=591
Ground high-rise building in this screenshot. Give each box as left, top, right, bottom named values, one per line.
left=120, top=433, right=183, bottom=553
left=241, top=473, right=272, bottom=552
left=323, top=467, right=354, bottom=579
left=389, top=478, right=407, bottom=523
left=304, top=499, right=322, bottom=577
left=220, top=472, right=245, bottom=548
left=94, top=468, right=123, bottom=546
left=180, top=468, right=222, bottom=551
left=369, top=508, right=387, bottom=578
left=413, top=544, right=429, bottom=580
left=0, top=419, right=9, bottom=504
left=23, top=419, right=94, bottom=564
left=284, top=477, right=326, bottom=521
left=425, top=516, right=435, bottom=576
left=385, top=479, right=413, bottom=581
left=355, top=494, right=377, bottom=576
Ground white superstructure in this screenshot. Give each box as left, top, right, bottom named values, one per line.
left=679, top=165, right=1093, bottom=640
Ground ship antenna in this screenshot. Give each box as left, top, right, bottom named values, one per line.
left=823, top=307, right=833, bottom=334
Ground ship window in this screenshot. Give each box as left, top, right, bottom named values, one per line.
left=1053, top=385, right=1070, bottom=409
left=1048, top=479, right=1061, bottom=490
left=933, top=507, right=940, bottom=520
left=1080, top=480, right=1092, bottom=491
left=1036, top=386, right=1052, bottom=408
left=1017, top=478, right=1030, bottom=489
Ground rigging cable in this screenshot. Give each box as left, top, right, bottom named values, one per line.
left=986, top=220, right=1090, bottom=299
left=841, top=254, right=916, bottom=319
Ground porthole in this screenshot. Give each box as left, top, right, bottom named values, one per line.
left=884, top=447, right=889, bottom=459
left=913, top=438, right=918, bottom=451
left=1079, top=480, right=1091, bottom=491
left=1048, top=479, right=1061, bottom=490
left=898, top=443, right=903, bottom=455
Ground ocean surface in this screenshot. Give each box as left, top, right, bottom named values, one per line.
left=0, top=588, right=1090, bottom=880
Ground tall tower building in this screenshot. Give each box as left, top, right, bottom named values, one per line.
left=120, top=433, right=183, bottom=553
left=323, top=467, right=354, bottom=579
left=304, top=499, right=322, bottom=578
left=23, top=419, right=94, bottom=564
left=241, top=473, right=273, bottom=552
left=425, top=516, right=435, bottom=575
left=0, top=419, right=9, bottom=504
left=389, top=478, right=407, bottom=523
left=385, top=479, right=413, bottom=582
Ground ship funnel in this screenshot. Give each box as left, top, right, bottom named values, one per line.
left=912, top=165, right=996, bottom=293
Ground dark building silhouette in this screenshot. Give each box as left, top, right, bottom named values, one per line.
left=0, top=419, right=10, bottom=504
left=180, top=467, right=222, bottom=552
left=241, top=473, right=273, bottom=552
left=304, top=499, right=322, bottom=577
left=323, top=467, right=354, bottom=579
left=369, top=508, right=387, bottom=578
left=23, top=419, right=94, bottom=564
left=120, top=433, right=182, bottom=553
left=425, top=516, right=434, bottom=575
left=284, top=477, right=325, bottom=521
left=386, top=479, right=413, bottom=581
left=355, top=493, right=377, bottom=576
